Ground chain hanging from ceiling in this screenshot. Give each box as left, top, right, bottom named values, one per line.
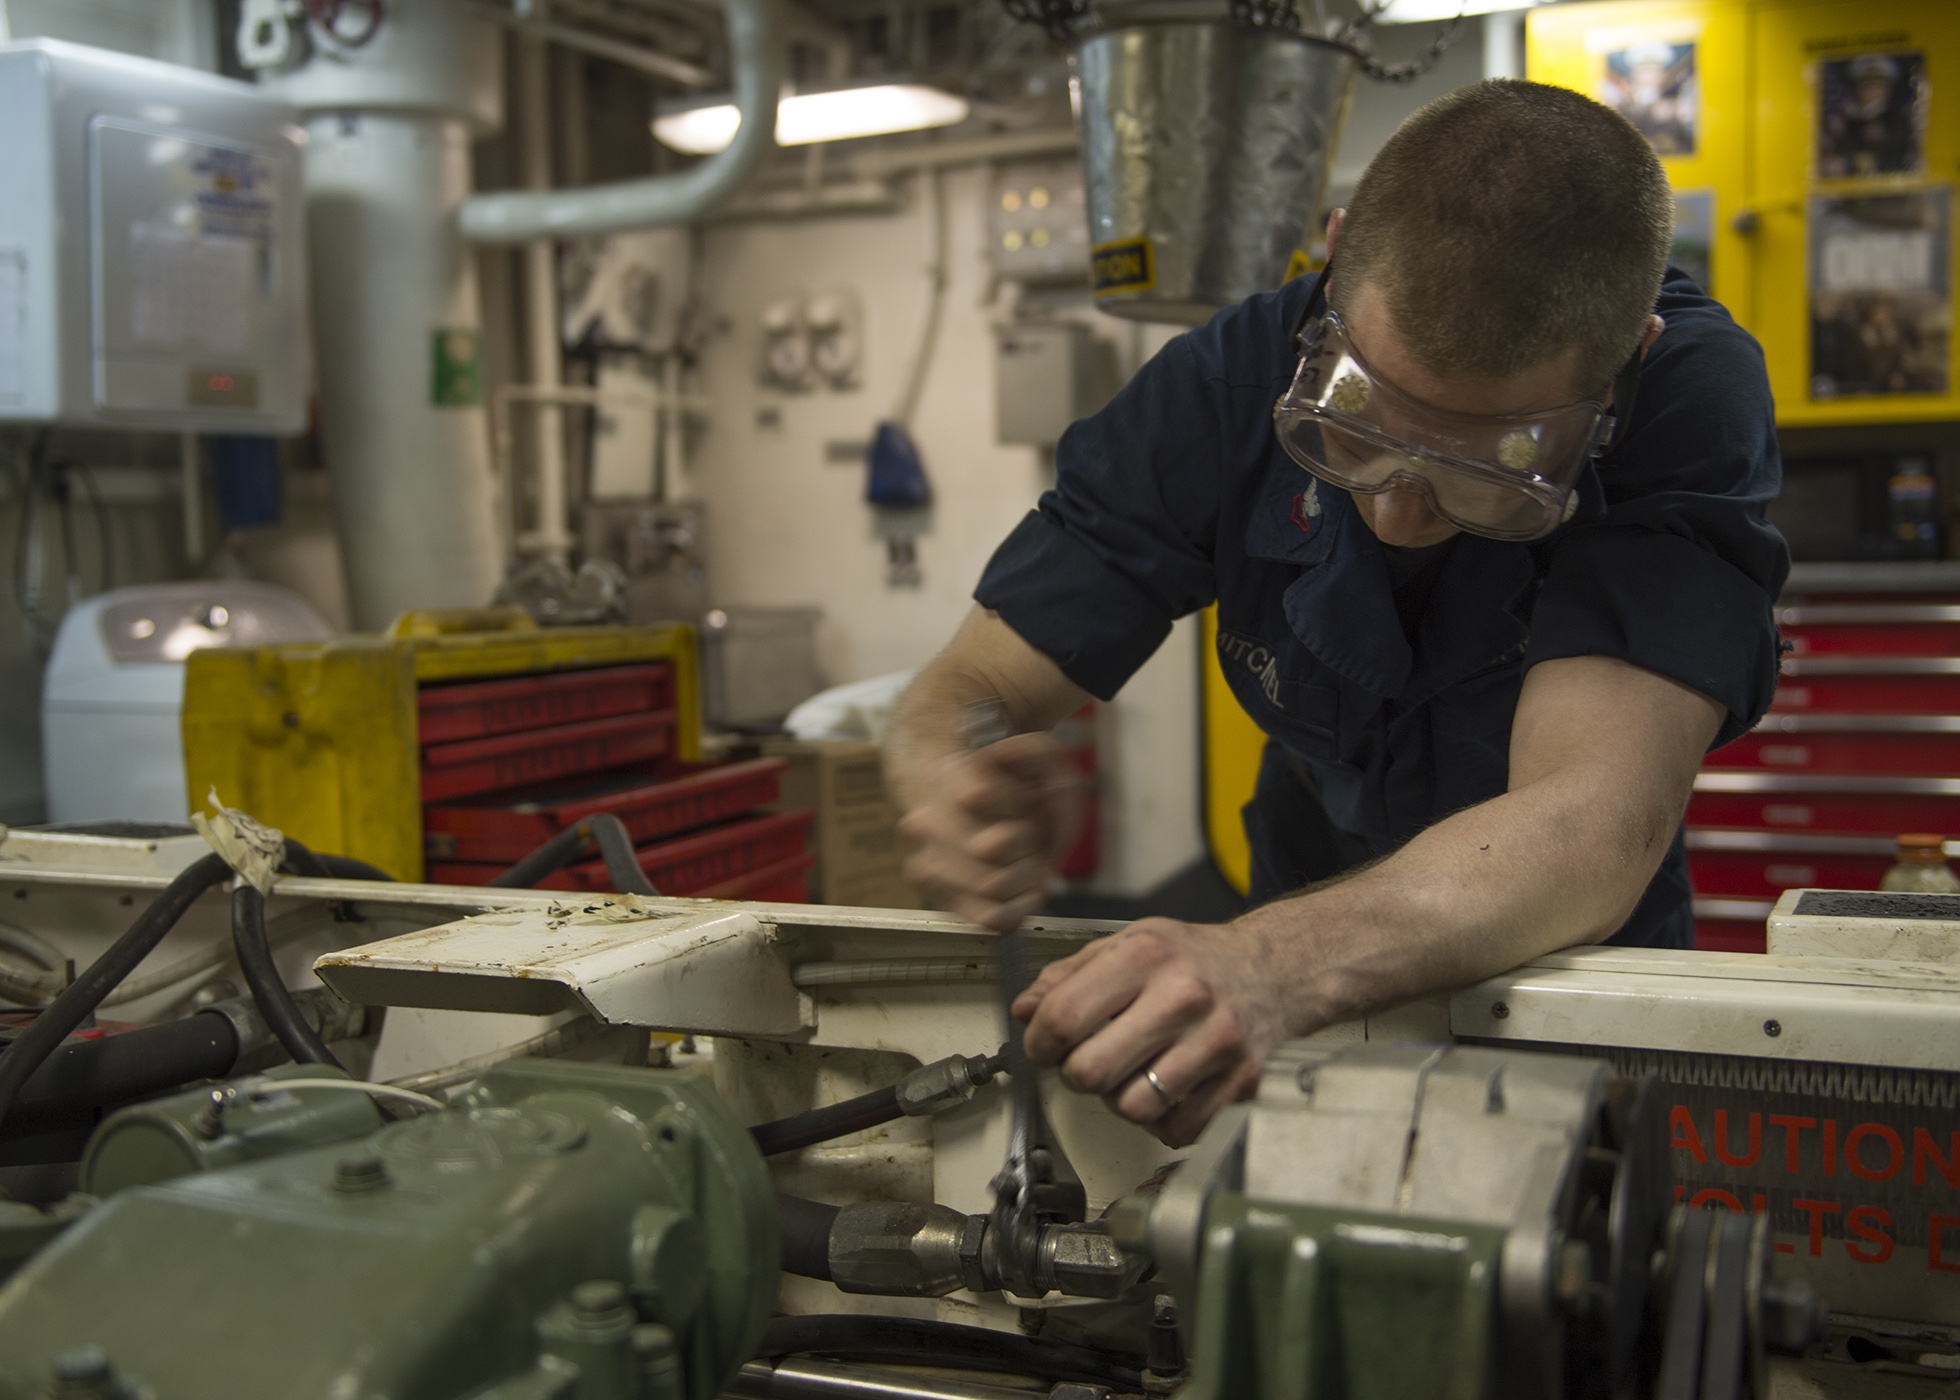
left=994, top=0, right=1463, bottom=78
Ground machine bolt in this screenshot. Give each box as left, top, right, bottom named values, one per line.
left=1491, top=1001, right=1510, bottom=1020
left=332, top=1154, right=390, bottom=1192
left=572, top=1279, right=635, bottom=1330
left=1758, top=1276, right=1826, bottom=1354
left=1144, top=1294, right=1186, bottom=1390
left=52, top=1347, right=127, bottom=1399
left=1763, top=1019, right=1783, bottom=1038
left=192, top=1087, right=233, bottom=1140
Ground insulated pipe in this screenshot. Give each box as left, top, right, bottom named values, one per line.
left=458, top=0, right=784, bottom=243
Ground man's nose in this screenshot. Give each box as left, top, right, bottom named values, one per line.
left=1372, top=484, right=1440, bottom=546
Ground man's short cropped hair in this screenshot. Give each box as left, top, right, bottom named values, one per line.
left=1329, top=78, right=1675, bottom=395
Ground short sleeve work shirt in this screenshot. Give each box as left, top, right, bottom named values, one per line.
left=974, top=269, right=1790, bottom=947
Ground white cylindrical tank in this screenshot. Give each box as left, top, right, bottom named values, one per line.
left=304, top=108, right=507, bottom=628
left=262, top=0, right=507, bottom=630
left=41, top=581, right=332, bottom=824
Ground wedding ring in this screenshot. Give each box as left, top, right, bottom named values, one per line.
left=1142, top=1066, right=1183, bottom=1111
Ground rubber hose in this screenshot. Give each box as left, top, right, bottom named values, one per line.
left=232, top=885, right=342, bottom=1070
left=0, top=851, right=233, bottom=1134
left=282, top=839, right=396, bottom=885
left=0, top=1011, right=238, bottom=1138
left=750, top=1085, right=902, bottom=1156
left=488, top=814, right=656, bottom=896
left=755, top=1315, right=1143, bottom=1393
left=775, top=1192, right=840, bottom=1281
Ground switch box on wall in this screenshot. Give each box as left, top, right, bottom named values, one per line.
left=995, top=321, right=1114, bottom=447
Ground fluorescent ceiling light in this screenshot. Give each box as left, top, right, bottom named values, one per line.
left=653, top=84, right=969, bottom=155
left=1369, top=0, right=1545, bottom=20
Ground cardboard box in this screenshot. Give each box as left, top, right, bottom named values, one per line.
left=763, top=739, right=924, bottom=909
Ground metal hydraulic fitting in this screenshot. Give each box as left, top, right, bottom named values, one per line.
left=828, top=1203, right=988, bottom=1297
left=894, top=1052, right=1001, bottom=1118
left=1033, top=1221, right=1143, bottom=1300
left=827, top=1204, right=1141, bottom=1299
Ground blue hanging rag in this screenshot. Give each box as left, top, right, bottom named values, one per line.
left=866, top=421, right=931, bottom=509
left=209, top=436, right=283, bottom=530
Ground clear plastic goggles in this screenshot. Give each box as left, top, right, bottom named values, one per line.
left=1272, top=310, right=1613, bottom=542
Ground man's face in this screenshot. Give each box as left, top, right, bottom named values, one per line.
left=1335, top=281, right=1590, bottom=549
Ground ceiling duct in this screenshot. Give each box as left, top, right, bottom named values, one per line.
left=1076, top=16, right=1357, bottom=323
left=1003, top=0, right=1458, bottom=324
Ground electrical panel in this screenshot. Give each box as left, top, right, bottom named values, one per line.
left=995, top=321, right=1113, bottom=447
left=0, top=38, right=307, bottom=432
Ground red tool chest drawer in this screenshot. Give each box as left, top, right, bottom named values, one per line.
left=1776, top=603, right=1960, bottom=657
left=419, top=711, right=676, bottom=802
left=417, top=663, right=675, bottom=744
left=428, top=809, right=814, bottom=895
left=425, top=758, right=789, bottom=862
left=1771, top=657, right=1960, bottom=713
left=1688, top=773, right=1960, bottom=834
left=1707, top=720, right=1960, bottom=776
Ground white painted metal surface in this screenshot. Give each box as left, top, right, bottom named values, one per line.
left=1453, top=945, right=1960, bottom=1070
left=1768, top=886, right=1960, bottom=963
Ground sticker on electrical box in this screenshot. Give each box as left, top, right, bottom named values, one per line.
left=431, top=328, right=482, bottom=407
left=1283, top=248, right=1319, bottom=284
left=1091, top=238, right=1155, bottom=297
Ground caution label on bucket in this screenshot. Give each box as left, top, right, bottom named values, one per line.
left=1091, top=238, right=1155, bottom=296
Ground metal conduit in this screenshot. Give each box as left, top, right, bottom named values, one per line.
left=458, top=0, right=784, bottom=242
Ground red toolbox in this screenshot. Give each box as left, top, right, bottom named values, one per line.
left=428, top=809, right=814, bottom=896
left=696, top=851, right=819, bottom=903
left=1689, top=593, right=1960, bottom=952
left=425, top=758, right=790, bottom=862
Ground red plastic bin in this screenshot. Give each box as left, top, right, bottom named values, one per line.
left=429, top=809, right=812, bottom=895
left=420, top=711, right=676, bottom=803
left=417, top=663, right=675, bottom=744
left=425, top=758, right=788, bottom=863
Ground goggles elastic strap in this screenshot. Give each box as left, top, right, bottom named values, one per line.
left=1600, top=343, right=1644, bottom=456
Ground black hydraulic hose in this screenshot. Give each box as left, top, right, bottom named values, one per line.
left=755, top=1315, right=1144, bottom=1393
left=0, top=1011, right=238, bottom=1138
left=488, top=813, right=656, bottom=896
left=750, top=1085, right=902, bottom=1157
left=0, top=851, right=233, bottom=1135
left=282, top=838, right=396, bottom=886
left=233, top=885, right=342, bottom=1070
left=775, top=1193, right=839, bottom=1281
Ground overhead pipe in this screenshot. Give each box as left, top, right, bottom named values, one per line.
left=459, top=0, right=784, bottom=244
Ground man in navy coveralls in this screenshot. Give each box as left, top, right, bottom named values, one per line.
left=885, top=79, right=1787, bottom=1145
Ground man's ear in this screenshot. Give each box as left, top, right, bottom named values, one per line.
left=1325, top=208, right=1346, bottom=261
left=1638, top=314, right=1664, bottom=361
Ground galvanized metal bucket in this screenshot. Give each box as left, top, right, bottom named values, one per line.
left=1075, top=23, right=1358, bottom=324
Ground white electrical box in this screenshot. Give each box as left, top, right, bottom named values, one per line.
left=995, top=322, right=1114, bottom=447
left=0, top=39, right=307, bottom=432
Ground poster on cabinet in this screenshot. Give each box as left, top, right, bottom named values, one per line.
left=1808, top=186, right=1951, bottom=401
left=1596, top=37, right=1699, bottom=157
left=1816, top=50, right=1929, bottom=181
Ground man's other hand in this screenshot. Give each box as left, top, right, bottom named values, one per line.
left=1013, top=918, right=1292, bottom=1147
left=897, top=733, right=1083, bottom=934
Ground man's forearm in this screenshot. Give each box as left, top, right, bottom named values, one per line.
left=885, top=607, right=1093, bottom=811
left=1236, top=757, right=1685, bottom=1034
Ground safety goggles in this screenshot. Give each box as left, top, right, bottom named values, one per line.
left=1272, top=307, right=1633, bottom=542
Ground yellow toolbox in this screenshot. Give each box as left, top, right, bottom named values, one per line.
left=182, top=608, right=700, bottom=882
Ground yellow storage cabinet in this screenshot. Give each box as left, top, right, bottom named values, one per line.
left=183, top=613, right=700, bottom=883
